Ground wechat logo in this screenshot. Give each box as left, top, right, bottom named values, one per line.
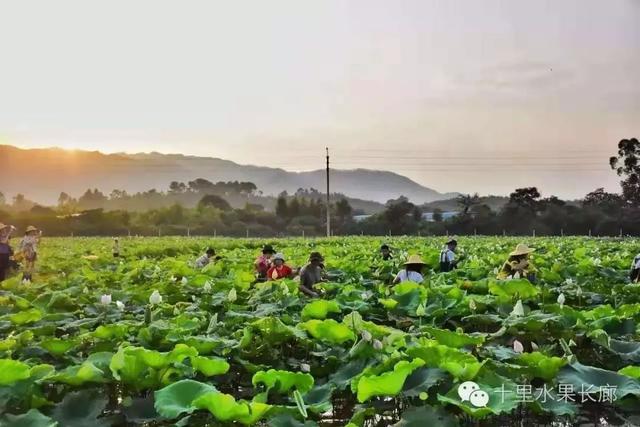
left=458, top=381, right=490, bottom=408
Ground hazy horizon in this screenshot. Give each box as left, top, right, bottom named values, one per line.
left=1, top=0, right=639, bottom=199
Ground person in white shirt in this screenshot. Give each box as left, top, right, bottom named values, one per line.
left=393, top=254, right=426, bottom=284
left=195, top=248, right=217, bottom=269
left=439, top=239, right=458, bottom=272
left=631, top=253, right=640, bottom=283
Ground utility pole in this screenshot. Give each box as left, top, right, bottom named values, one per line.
left=326, top=147, right=331, bottom=238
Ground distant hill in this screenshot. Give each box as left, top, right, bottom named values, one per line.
left=0, top=145, right=457, bottom=206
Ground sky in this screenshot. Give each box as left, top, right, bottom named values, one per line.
left=1, top=0, right=639, bottom=199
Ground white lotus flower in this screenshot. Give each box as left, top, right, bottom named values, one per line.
left=149, top=290, right=162, bottom=305
left=469, top=299, right=477, bottom=312
left=372, top=339, right=384, bottom=351
left=513, top=271, right=521, bottom=279
left=100, top=294, right=112, bottom=305
left=181, top=277, right=188, bottom=285
left=576, top=286, right=583, bottom=297
left=228, top=288, right=237, bottom=303
left=513, top=340, right=524, bottom=354
left=557, top=293, right=566, bottom=308
left=416, top=303, right=426, bottom=317
left=511, top=300, right=525, bottom=317
left=361, top=330, right=373, bottom=342
left=173, top=306, right=180, bottom=316
left=115, top=300, right=125, bottom=310
left=300, top=363, right=311, bottom=373
left=203, top=282, right=212, bottom=293
left=83, top=287, right=89, bottom=294
left=531, top=341, right=539, bottom=351
left=564, top=278, right=575, bottom=286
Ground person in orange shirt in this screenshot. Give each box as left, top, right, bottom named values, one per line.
left=267, top=253, right=293, bottom=281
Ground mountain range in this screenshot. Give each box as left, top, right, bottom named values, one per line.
left=0, top=145, right=457, bottom=206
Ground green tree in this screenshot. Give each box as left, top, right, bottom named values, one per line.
left=456, top=193, right=480, bottom=215
left=432, top=208, right=443, bottom=222
left=198, top=194, right=231, bottom=211
left=610, top=137, right=640, bottom=205
left=275, top=195, right=289, bottom=219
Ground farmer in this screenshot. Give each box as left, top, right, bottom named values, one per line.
left=195, top=248, right=217, bottom=269
left=267, top=253, right=293, bottom=280
left=19, top=226, right=41, bottom=282
left=254, top=244, right=276, bottom=281
left=112, top=238, right=121, bottom=258
left=630, top=253, right=640, bottom=283
left=439, top=239, right=458, bottom=272
left=498, top=243, right=537, bottom=282
left=0, top=223, right=15, bottom=282
left=298, top=252, right=325, bottom=297
left=380, top=244, right=393, bottom=261
left=393, top=254, right=425, bottom=284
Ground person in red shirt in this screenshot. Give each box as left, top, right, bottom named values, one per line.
left=267, top=253, right=293, bottom=280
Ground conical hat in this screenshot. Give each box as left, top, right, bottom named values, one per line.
left=404, top=254, right=425, bottom=265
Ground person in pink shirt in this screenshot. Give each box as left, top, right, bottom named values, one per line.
left=254, top=244, right=275, bottom=281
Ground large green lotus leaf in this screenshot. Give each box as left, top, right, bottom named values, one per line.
left=392, top=405, right=459, bottom=427
left=504, top=312, right=563, bottom=333
left=109, top=346, right=150, bottom=385
left=122, top=395, right=160, bottom=424
left=193, top=391, right=272, bottom=425
left=514, top=352, right=567, bottom=381
left=407, top=341, right=485, bottom=381
left=40, top=338, right=77, bottom=356
left=557, top=362, right=640, bottom=399
left=242, top=317, right=305, bottom=347
left=300, top=319, right=355, bottom=345
left=488, top=279, right=539, bottom=300
left=344, top=408, right=375, bottom=427
left=47, top=362, right=105, bottom=386
left=253, top=369, right=314, bottom=394
left=356, top=359, right=425, bottom=402
left=0, top=409, right=58, bottom=427
left=529, top=392, right=579, bottom=417
left=302, top=383, right=334, bottom=413
left=437, top=369, right=519, bottom=419
left=154, top=379, right=217, bottom=419
left=167, top=343, right=200, bottom=364
left=301, top=300, right=341, bottom=320
left=92, top=324, right=128, bottom=340
left=619, top=366, right=640, bottom=379
left=51, top=390, right=112, bottom=427
left=9, top=308, right=42, bottom=325
left=421, top=327, right=485, bottom=348
left=0, top=359, right=31, bottom=385
left=607, top=340, right=640, bottom=363
left=182, top=336, right=238, bottom=355
left=401, top=367, right=448, bottom=398
left=191, top=356, right=230, bottom=377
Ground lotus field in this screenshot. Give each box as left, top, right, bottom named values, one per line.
left=2, top=236, right=640, bottom=426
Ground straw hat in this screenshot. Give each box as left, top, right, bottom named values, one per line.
left=509, top=244, right=535, bottom=257
left=273, top=252, right=285, bottom=261
left=404, top=254, right=426, bottom=265
left=26, top=226, right=38, bottom=233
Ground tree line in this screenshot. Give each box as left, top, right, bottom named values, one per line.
left=1, top=138, right=638, bottom=237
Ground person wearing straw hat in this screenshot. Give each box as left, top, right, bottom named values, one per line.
left=498, top=243, right=537, bottom=282
left=254, top=244, right=276, bottom=281
left=439, top=239, right=459, bottom=273
left=195, top=248, right=217, bottom=269
left=393, top=254, right=426, bottom=284
left=0, top=223, right=15, bottom=282
left=267, top=253, right=293, bottom=281
left=19, top=226, right=42, bottom=282
left=298, top=251, right=326, bottom=297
